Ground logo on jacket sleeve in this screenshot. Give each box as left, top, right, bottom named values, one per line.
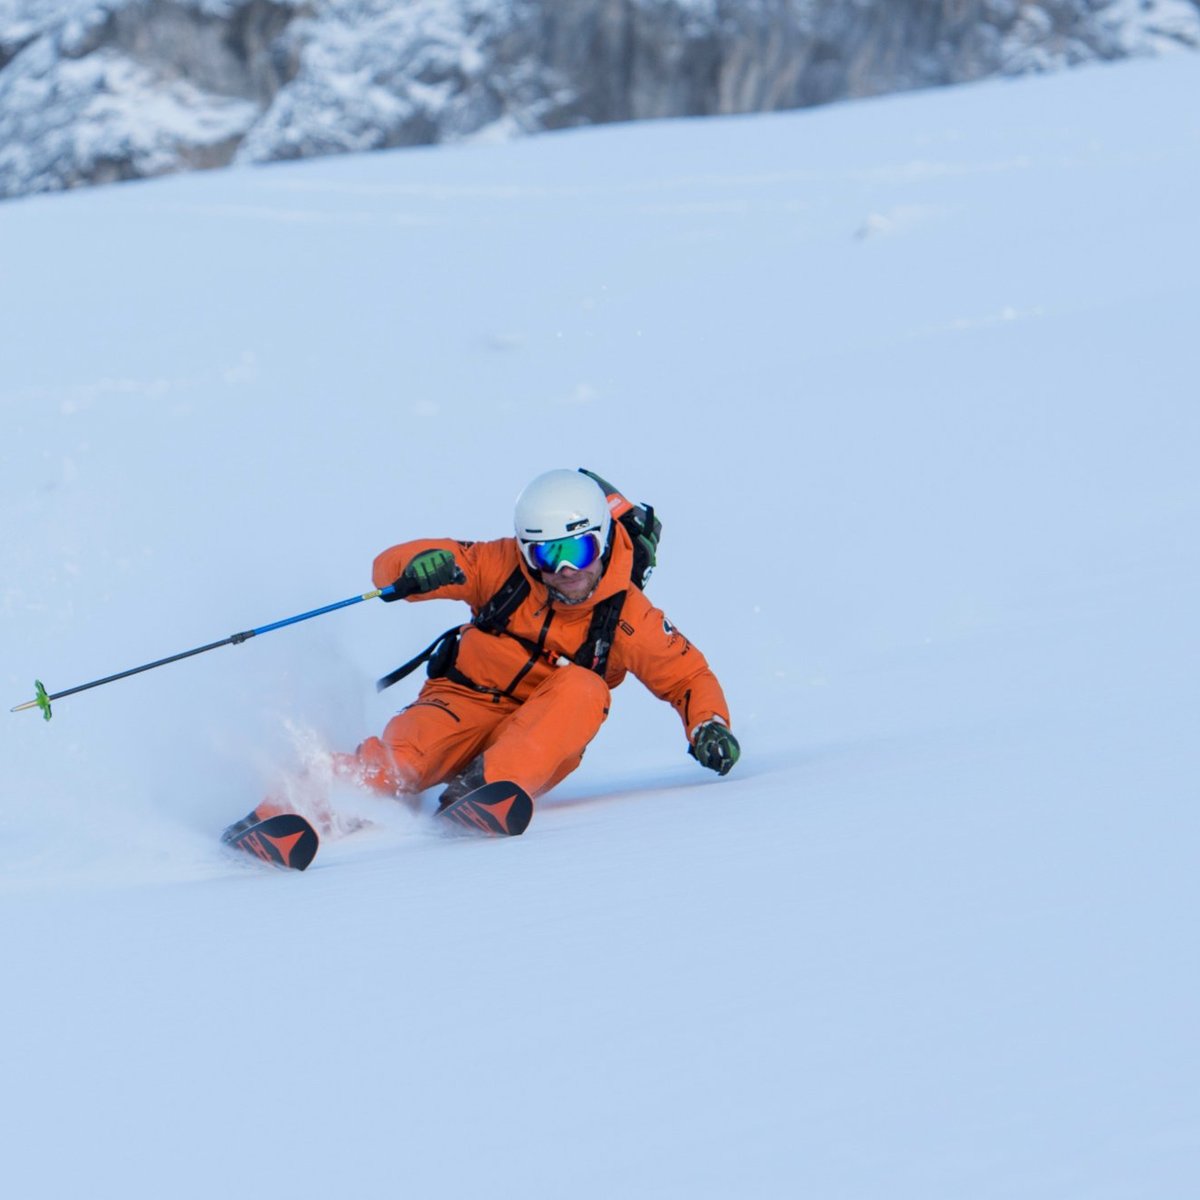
left=661, top=616, right=690, bottom=653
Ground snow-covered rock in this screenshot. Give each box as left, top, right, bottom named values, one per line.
left=2, top=0, right=1198, bottom=199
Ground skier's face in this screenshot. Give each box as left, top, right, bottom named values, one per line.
left=544, top=558, right=604, bottom=605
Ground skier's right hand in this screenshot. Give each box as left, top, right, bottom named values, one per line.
left=384, top=548, right=465, bottom=599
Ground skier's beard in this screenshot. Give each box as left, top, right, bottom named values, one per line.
left=548, top=580, right=599, bottom=606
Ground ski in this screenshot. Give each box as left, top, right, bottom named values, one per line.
left=218, top=780, right=529, bottom=870
left=222, top=813, right=319, bottom=871
left=437, top=780, right=533, bottom=837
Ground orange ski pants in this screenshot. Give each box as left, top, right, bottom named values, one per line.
left=343, top=664, right=612, bottom=800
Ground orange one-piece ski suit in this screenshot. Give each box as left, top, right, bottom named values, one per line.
left=347, top=521, right=731, bottom=801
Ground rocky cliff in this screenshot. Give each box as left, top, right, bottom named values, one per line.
left=2, top=0, right=1197, bottom=199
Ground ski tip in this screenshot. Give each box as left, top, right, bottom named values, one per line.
left=223, top=813, right=320, bottom=870
left=437, top=780, right=533, bottom=837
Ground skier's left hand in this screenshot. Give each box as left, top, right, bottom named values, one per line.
left=690, top=720, right=740, bottom=776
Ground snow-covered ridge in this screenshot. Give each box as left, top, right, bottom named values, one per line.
left=2, top=0, right=1198, bottom=198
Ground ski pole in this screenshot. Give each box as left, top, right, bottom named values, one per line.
left=10, top=583, right=399, bottom=722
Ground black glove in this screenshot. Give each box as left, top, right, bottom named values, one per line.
left=689, top=720, right=740, bottom=776
left=383, top=548, right=465, bottom=600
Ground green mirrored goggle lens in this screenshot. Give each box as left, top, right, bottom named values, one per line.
left=524, top=532, right=601, bottom=574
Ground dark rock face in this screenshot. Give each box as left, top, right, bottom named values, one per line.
left=98, top=0, right=299, bottom=103
left=2, top=0, right=1198, bottom=198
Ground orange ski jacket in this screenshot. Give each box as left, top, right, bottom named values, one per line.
left=372, top=523, right=731, bottom=739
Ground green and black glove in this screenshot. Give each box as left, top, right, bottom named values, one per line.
left=384, top=548, right=465, bottom=600
left=689, top=720, right=740, bottom=776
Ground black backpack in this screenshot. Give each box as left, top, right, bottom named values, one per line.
left=578, top=468, right=661, bottom=590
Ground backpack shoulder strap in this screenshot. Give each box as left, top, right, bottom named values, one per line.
left=572, top=590, right=627, bottom=676
left=474, top=565, right=530, bottom=633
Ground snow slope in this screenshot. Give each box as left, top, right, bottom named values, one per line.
left=2, top=55, right=1198, bottom=1197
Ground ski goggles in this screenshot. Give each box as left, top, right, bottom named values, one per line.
left=520, top=530, right=603, bottom=575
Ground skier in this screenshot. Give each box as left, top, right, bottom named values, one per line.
left=227, top=468, right=738, bottom=839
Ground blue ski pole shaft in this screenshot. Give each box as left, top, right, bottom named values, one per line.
left=11, top=584, right=399, bottom=720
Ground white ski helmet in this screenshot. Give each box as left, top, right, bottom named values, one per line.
left=514, top=469, right=612, bottom=572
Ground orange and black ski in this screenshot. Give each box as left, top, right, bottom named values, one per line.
left=437, top=780, right=533, bottom=837
left=222, top=812, right=319, bottom=870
